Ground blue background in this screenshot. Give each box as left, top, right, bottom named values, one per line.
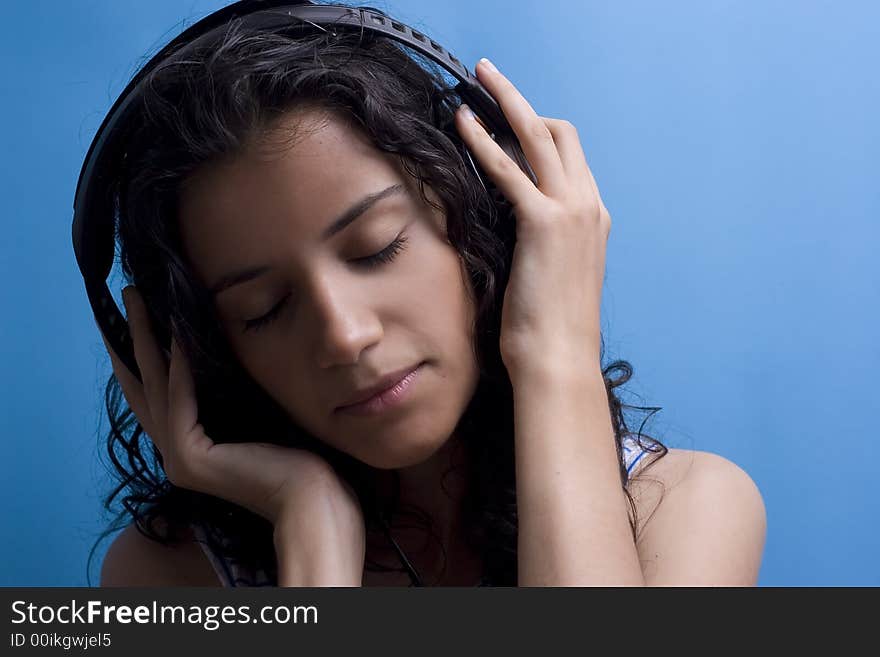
left=2, top=0, right=877, bottom=586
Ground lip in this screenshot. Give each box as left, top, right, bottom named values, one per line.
left=334, top=363, right=424, bottom=416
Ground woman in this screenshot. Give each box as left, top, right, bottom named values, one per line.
left=93, top=1, right=766, bottom=587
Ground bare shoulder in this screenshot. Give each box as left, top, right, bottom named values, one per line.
left=626, top=448, right=767, bottom=586
left=100, top=517, right=223, bottom=587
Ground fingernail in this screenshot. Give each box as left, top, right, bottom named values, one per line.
left=460, top=104, right=475, bottom=121
left=479, top=57, right=497, bottom=73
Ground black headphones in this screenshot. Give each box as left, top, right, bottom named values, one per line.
left=73, top=0, right=535, bottom=381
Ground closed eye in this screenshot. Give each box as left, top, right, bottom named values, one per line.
left=243, top=293, right=291, bottom=333
left=351, top=233, right=408, bottom=269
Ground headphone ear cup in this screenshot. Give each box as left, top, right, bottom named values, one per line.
left=462, top=140, right=514, bottom=210
left=495, top=133, right=538, bottom=187
left=438, top=112, right=519, bottom=240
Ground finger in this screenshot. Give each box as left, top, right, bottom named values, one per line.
left=541, top=118, right=594, bottom=186
left=100, top=330, right=157, bottom=437
left=456, top=104, right=538, bottom=209
left=544, top=117, right=612, bottom=217
left=168, top=337, right=202, bottom=442
left=123, top=286, right=170, bottom=437
left=474, top=58, right=568, bottom=198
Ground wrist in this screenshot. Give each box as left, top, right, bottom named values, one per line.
left=273, top=488, right=365, bottom=587
left=507, top=355, right=604, bottom=393
left=274, top=522, right=365, bottom=587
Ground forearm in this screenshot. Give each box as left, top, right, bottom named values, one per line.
left=273, top=490, right=365, bottom=587
left=512, top=364, right=645, bottom=586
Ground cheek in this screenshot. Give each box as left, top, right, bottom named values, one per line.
left=229, top=338, right=312, bottom=412
left=424, top=254, right=479, bottom=367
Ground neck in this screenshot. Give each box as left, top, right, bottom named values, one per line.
left=369, top=434, right=480, bottom=584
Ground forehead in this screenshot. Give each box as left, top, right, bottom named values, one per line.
left=177, top=110, right=411, bottom=280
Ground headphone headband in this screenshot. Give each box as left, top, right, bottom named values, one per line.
left=73, top=0, right=534, bottom=379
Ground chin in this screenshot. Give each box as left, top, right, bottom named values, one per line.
left=348, top=427, right=454, bottom=470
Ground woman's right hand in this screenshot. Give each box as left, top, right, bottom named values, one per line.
left=102, top=286, right=365, bottom=544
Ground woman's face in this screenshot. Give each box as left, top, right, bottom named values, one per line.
left=178, top=109, right=480, bottom=469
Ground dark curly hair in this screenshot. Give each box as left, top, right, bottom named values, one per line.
left=87, top=1, right=667, bottom=587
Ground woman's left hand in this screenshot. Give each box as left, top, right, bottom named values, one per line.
left=455, top=58, right=611, bottom=381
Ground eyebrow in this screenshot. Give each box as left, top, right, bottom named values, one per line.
left=209, top=183, right=406, bottom=297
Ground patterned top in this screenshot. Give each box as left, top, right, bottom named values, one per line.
left=622, top=433, right=658, bottom=477
left=192, top=434, right=658, bottom=587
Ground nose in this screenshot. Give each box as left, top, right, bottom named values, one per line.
left=307, top=278, right=384, bottom=368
